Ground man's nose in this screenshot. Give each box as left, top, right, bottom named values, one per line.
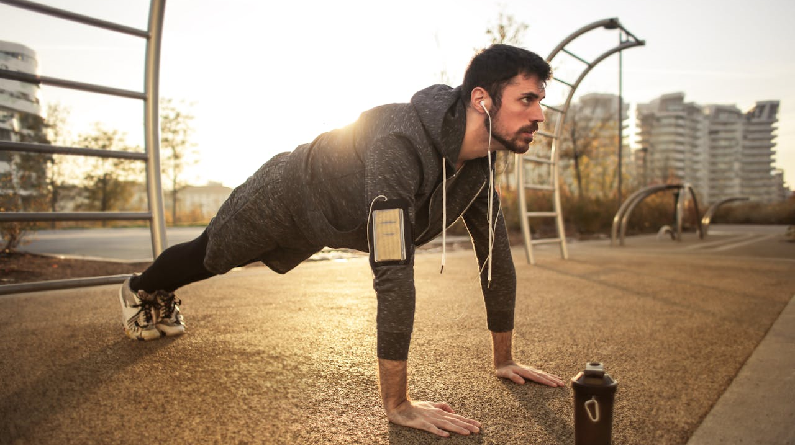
left=532, top=103, right=545, bottom=123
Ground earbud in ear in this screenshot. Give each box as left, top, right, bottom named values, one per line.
left=479, top=100, right=489, bottom=116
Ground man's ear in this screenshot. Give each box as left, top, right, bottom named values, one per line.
left=470, top=87, right=491, bottom=114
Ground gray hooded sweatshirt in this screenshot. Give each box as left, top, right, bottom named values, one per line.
left=204, top=84, right=516, bottom=360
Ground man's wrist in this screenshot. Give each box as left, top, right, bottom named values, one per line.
left=491, top=330, right=514, bottom=368
left=378, top=358, right=409, bottom=413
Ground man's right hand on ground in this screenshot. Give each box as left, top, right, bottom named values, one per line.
left=385, top=399, right=481, bottom=437
left=379, top=358, right=481, bottom=437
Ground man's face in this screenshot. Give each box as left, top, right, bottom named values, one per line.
left=488, top=74, right=546, bottom=154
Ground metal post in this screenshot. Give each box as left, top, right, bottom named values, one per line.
left=144, top=0, right=168, bottom=258
left=617, top=31, right=624, bottom=211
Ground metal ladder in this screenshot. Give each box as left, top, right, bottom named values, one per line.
left=0, top=0, right=168, bottom=295
left=515, top=18, right=645, bottom=264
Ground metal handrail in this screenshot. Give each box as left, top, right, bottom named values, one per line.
left=0, top=140, right=148, bottom=160
left=0, top=68, right=147, bottom=100
left=0, top=212, right=151, bottom=223
left=0, top=275, right=130, bottom=297
left=0, top=0, right=168, bottom=294
left=702, top=197, right=749, bottom=236
left=0, top=0, right=150, bottom=37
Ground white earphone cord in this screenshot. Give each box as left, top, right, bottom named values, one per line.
left=482, top=103, right=496, bottom=287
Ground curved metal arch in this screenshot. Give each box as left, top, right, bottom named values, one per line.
left=516, top=18, right=645, bottom=264
left=675, top=183, right=703, bottom=241
left=612, top=183, right=704, bottom=246
left=611, top=183, right=682, bottom=245
left=702, top=197, right=749, bottom=236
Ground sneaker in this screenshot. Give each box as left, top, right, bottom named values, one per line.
left=154, top=290, right=185, bottom=337
left=119, top=277, right=161, bottom=341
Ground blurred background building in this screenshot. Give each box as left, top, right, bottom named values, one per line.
left=0, top=39, right=50, bottom=210
left=636, top=93, right=786, bottom=203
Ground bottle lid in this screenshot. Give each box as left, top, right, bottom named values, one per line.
left=572, top=362, right=618, bottom=392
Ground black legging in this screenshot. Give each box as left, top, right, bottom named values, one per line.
left=130, top=230, right=215, bottom=293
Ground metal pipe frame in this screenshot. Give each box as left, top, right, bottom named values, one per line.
left=0, top=0, right=150, bottom=38
left=0, top=0, right=168, bottom=295
left=516, top=18, right=644, bottom=264
left=0, top=274, right=130, bottom=297
left=0, top=68, right=147, bottom=100
left=144, top=0, right=168, bottom=258
left=0, top=140, right=148, bottom=160
left=701, top=197, right=749, bottom=236
left=0, top=212, right=151, bottom=223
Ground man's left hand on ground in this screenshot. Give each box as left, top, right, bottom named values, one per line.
left=495, top=361, right=566, bottom=387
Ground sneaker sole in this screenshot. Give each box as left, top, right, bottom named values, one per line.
left=156, top=324, right=185, bottom=337
left=124, top=327, right=162, bottom=341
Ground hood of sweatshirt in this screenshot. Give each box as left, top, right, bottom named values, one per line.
left=410, top=84, right=467, bottom=169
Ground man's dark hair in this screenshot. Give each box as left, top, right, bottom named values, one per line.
left=462, top=44, right=552, bottom=110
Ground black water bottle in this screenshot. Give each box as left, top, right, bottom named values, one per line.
left=572, top=362, right=618, bottom=445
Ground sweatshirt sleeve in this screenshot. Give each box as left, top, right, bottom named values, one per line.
left=365, top=136, right=422, bottom=361
left=462, top=177, right=517, bottom=333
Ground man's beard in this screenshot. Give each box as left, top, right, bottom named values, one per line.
left=485, top=115, right=539, bottom=155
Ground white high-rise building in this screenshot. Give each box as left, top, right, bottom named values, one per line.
left=0, top=40, right=48, bottom=206
left=0, top=40, right=42, bottom=141
left=636, top=93, right=709, bottom=197
left=636, top=93, right=785, bottom=204
left=739, top=101, right=781, bottom=203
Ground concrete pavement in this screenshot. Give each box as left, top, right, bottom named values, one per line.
left=1, top=230, right=794, bottom=444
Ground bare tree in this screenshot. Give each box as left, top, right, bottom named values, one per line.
left=556, top=102, right=618, bottom=200
left=486, top=11, right=529, bottom=47
left=0, top=113, right=51, bottom=252
left=44, top=102, right=73, bottom=218
left=159, top=98, right=197, bottom=225
left=483, top=10, right=529, bottom=192
left=76, top=124, right=138, bottom=225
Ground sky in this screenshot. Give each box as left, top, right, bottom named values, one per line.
left=1, top=0, right=794, bottom=189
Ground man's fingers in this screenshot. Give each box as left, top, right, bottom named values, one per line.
left=509, top=372, right=526, bottom=385
left=392, top=400, right=480, bottom=437
left=433, top=418, right=476, bottom=436
left=515, top=367, right=557, bottom=387
left=429, top=406, right=482, bottom=431
left=423, top=422, right=450, bottom=438
left=432, top=402, right=454, bottom=413
left=499, top=364, right=567, bottom=387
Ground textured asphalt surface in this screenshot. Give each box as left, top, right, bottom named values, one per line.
left=1, top=227, right=793, bottom=444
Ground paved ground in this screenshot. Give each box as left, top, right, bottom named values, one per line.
left=1, top=226, right=793, bottom=444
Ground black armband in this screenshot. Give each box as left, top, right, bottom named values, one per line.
left=368, top=197, right=413, bottom=267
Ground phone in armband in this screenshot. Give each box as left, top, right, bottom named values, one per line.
left=368, top=198, right=412, bottom=266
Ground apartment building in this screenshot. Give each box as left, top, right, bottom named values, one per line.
left=636, top=93, right=785, bottom=204
left=0, top=40, right=49, bottom=207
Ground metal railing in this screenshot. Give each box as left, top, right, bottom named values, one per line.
left=0, top=0, right=168, bottom=295
left=515, top=18, right=645, bottom=264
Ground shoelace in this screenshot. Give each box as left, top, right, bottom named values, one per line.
left=128, top=294, right=157, bottom=330
left=155, top=291, right=179, bottom=320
